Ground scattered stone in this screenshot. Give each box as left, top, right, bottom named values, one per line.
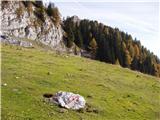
left=92, top=108, right=99, bottom=114
left=12, top=88, right=19, bottom=92
left=77, top=108, right=85, bottom=113
left=12, top=88, right=22, bottom=94
left=86, top=107, right=93, bottom=113
left=123, top=94, right=131, bottom=98
left=43, top=93, right=53, bottom=98
left=47, top=72, right=52, bottom=75
left=65, top=55, right=69, bottom=58
left=2, top=83, right=7, bottom=86
left=127, top=108, right=135, bottom=112
left=140, top=96, right=143, bottom=99
left=79, top=68, right=83, bottom=71
left=133, top=102, right=138, bottom=105
left=127, top=94, right=131, bottom=97
left=0, top=35, right=33, bottom=48
left=84, top=103, right=100, bottom=114
left=66, top=73, right=74, bottom=78
left=136, top=75, right=140, bottom=78
left=87, top=95, right=93, bottom=98
left=97, top=83, right=107, bottom=88
left=117, top=98, right=120, bottom=101
left=16, top=47, right=22, bottom=50
left=48, top=112, right=55, bottom=117
left=28, top=55, right=34, bottom=58
left=80, top=117, right=85, bottom=120
left=58, top=108, right=68, bottom=113
left=19, top=41, right=33, bottom=48
left=15, top=76, right=19, bottom=79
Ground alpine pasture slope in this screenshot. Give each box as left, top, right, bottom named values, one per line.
left=1, top=44, right=160, bottom=120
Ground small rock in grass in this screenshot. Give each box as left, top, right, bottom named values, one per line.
left=87, top=95, right=93, bottom=98
left=133, top=102, right=138, bottom=105
left=2, top=83, right=7, bottom=86
left=132, top=109, right=135, bottom=112
left=16, top=47, right=22, bottom=50
left=79, top=68, right=83, bottom=71
left=79, top=116, right=85, bottom=120
left=77, top=108, right=85, bottom=113
left=117, top=98, right=120, bottom=101
left=123, top=94, right=131, bottom=98
left=140, top=96, right=143, bottom=99
left=48, top=112, right=55, bottom=117
left=136, top=75, right=140, bottom=78
left=86, top=107, right=93, bottom=113
left=127, top=108, right=135, bottom=112
left=66, top=73, right=73, bottom=77
left=58, top=108, right=68, bottom=113
left=85, top=103, right=100, bottom=114
left=15, top=76, right=19, bottom=79
left=12, top=88, right=19, bottom=92
left=47, top=72, right=52, bottom=75
left=127, top=94, right=131, bottom=97
left=65, top=55, right=69, bottom=58
left=12, top=88, right=22, bottom=94
left=92, top=108, right=99, bottom=114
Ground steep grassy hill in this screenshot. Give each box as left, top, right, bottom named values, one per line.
left=1, top=44, right=160, bottom=120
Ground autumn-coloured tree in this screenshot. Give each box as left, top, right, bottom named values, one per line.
left=134, top=44, right=140, bottom=58
left=89, top=37, right=97, bottom=50
left=47, top=3, right=61, bottom=26
left=115, top=59, right=120, bottom=65
left=88, top=37, right=97, bottom=57
left=125, top=50, right=132, bottom=67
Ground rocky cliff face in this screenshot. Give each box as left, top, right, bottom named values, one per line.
left=1, top=1, right=64, bottom=50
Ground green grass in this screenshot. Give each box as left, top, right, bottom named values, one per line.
left=1, top=44, right=160, bottom=120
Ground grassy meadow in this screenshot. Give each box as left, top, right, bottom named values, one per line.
left=1, top=44, right=160, bottom=120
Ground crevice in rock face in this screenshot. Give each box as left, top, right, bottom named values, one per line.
left=24, top=26, right=29, bottom=36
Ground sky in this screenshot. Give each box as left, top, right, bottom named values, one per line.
left=45, top=0, right=160, bottom=57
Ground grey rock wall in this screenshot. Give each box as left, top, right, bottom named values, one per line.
left=1, top=1, right=64, bottom=50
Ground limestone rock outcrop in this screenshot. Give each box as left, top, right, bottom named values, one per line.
left=1, top=1, right=65, bottom=50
